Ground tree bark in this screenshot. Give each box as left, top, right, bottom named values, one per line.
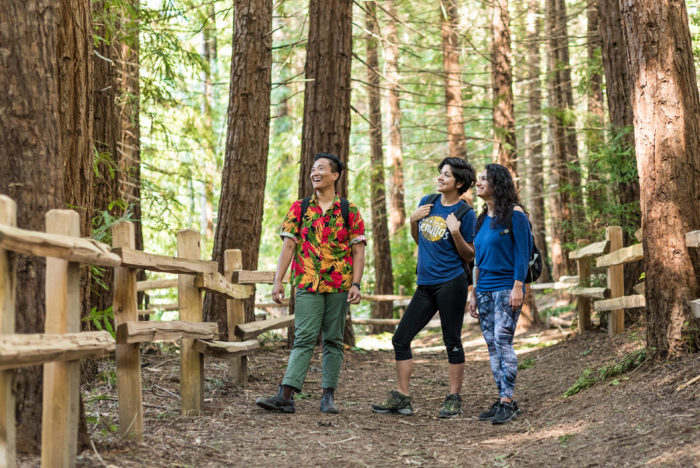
left=545, top=0, right=578, bottom=279
left=204, top=0, right=273, bottom=334
left=440, top=0, right=468, bottom=161
left=0, top=0, right=62, bottom=453
left=383, top=0, right=407, bottom=235
left=299, top=0, right=353, bottom=199
left=523, top=0, right=551, bottom=283
left=366, top=1, right=395, bottom=333
left=91, top=0, right=143, bottom=325
left=585, top=0, right=606, bottom=233
left=619, top=0, right=700, bottom=356
left=491, top=0, right=517, bottom=175
left=598, top=0, right=643, bottom=294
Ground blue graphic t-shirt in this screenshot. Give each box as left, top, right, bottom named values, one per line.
left=416, top=195, right=476, bottom=286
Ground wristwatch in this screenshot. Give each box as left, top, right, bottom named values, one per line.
left=352, top=282, right=361, bottom=290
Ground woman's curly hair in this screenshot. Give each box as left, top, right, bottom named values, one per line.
left=476, top=163, right=525, bottom=232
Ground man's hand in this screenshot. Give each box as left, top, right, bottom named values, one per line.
left=272, top=281, right=285, bottom=304
left=347, top=284, right=361, bottom=304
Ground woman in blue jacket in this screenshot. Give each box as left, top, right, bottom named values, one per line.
left=467, top=163, right=532, bottom=425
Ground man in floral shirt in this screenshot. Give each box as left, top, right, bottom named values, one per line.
left=256, top=153, right=366, bottom=414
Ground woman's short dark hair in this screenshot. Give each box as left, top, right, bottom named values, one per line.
left=313, top=153, right=345, bottom=175
left=438, top=157, right=476, bottom=195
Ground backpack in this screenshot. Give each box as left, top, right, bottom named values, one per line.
left=299, top=196, right=350, bottom=231
left=489, top=206, right=542, bottom=284
left=423, top=193, right=475, bottom=285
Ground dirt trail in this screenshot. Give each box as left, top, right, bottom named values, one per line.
left=21, top=323, right=700, bottom=467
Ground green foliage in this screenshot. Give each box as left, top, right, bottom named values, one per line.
left=563, top=347, right=649, bottom=397
left=84, top=306, right=116, bottom=338
left=518, top=357, right=535, bottom=370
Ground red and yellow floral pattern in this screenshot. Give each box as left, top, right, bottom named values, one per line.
left=281, top=194, right=366, bottom=292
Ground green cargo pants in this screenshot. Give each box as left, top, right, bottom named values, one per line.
left=281, top=289, right=348, bottom=391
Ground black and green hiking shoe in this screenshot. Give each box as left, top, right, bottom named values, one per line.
left=255, top=386, right=295, bottom=413
left=438, top=393, right=462, bottom=419
left=371, top=390, right=413, bottom=415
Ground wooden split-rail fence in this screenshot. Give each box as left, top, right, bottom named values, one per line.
left=0, top=194, right=414, bottom=468
left=543, top=226, right=700, bottom=336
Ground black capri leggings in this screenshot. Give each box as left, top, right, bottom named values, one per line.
left=392, top=273, right=468, bottom=364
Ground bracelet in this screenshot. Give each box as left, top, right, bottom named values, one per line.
left=352, top=282, right=361, bottom=290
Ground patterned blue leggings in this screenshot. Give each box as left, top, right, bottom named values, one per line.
left=476, top=290, right=521, bottom=399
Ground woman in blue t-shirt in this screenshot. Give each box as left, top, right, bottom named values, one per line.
left=371, top=157, right=476, bottom=419
left=467, top=163, right=532, bottom=425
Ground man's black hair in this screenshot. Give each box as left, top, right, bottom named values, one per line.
left=438, top=157, right=476, bottom=195
left=313, top=153, right=345, bottom=175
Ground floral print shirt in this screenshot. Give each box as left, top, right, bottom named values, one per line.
left=280, top=194, right=366, bottom=293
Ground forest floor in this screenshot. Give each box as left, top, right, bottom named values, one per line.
left=20, top=314, right=700, bottom=467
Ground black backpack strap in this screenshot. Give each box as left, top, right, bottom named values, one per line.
left=340, top=197, right=350, bottom=227
left=299, top=196, right=312, bottom=225
left=424, top=193, right=440, bottom=207
left=453, top=200, right=473, bottom=220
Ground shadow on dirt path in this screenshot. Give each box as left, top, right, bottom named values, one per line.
left=22, top=322, right=700, bottom=467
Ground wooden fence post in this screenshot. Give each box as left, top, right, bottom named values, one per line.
left=576, top=239, right=591, bottom=331
left=0, top=196, right=16, bottom=468
left=178, top=230, right=203, bottom=414
left=225, top=250, right=247, bottom=385
left=606, top=226, right=624, bottom=335
left=41, top=210, right=81, bottom=467
left=112, top=221, right=143, bottom=437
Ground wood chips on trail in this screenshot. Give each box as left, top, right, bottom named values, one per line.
left=19, top=322, right=700, bottom=467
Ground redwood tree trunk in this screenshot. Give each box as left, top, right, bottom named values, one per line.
left=366, top=1, right=395, bottom=333
left=383, top=0, right=407, bottom=234
left=440, top=0, right=468, bottom=161
left=619, top=0, right=700, bottom=356
left=491, top=0, right=517, bottom=174
left=0, top=0, right=62, bottom=453
left=299, top=0, right=353, bottom=199
left=91, top=1, right=143, bottom=323
left=204, top=0, right=272, bottom=333
left=523, top=0, right=551, bottom=283
left=598, top=0, right=643, bottom=294
left=545, top=0, right=577, bottom=279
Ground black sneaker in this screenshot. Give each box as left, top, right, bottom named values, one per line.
left=438, top=393, right=462, bottom=419
left=371, top=390, right=413, bottom=415
left=478, top=400, right=502, bottom=421
left=256, top=386, right=295, bottom=413
left=492, top=401, right=520, bottom=425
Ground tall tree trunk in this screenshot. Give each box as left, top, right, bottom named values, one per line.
left=491, top=0, right=517, bottom=174
left=366, top=1, right=395, bottom=333
left=299, top=0, right=354, bottom=344
left=58, top=0, right=93, bottom=450
left=91, top=1, right=142, bottom=324
left=585, top=0, right=606, bottom=233
left=440, top=0, right=468, bottom=161
left=201, top=3, right=217, bottom=243
left=383, top=0, right=406, bottom=234
left=204, top=0, right=273, bottom=333
left=299, top=0, right=353, bottom=199
left=0, top=0, right=62, bottom=453
left=545, top=0, right=577, bottom=279
left=523, top=0, right=551, bottom=282
left=598, top=0, right=642, bottom=294
left=619, top=0, right=700, bottom=356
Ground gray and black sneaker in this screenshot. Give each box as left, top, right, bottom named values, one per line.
left=438, top=393, right=462, bottom=418
left=478, top=400, right=502, bottom=421
left=492, top=401, right=521, bottom=425
left=255, top=386, right=295, bottom=413
left=371, top=390, right=413, bottom=415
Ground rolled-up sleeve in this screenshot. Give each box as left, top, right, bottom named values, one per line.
left=348, top=203, right=367, bottom=246
left=280, top=201, right=302, bottom=243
